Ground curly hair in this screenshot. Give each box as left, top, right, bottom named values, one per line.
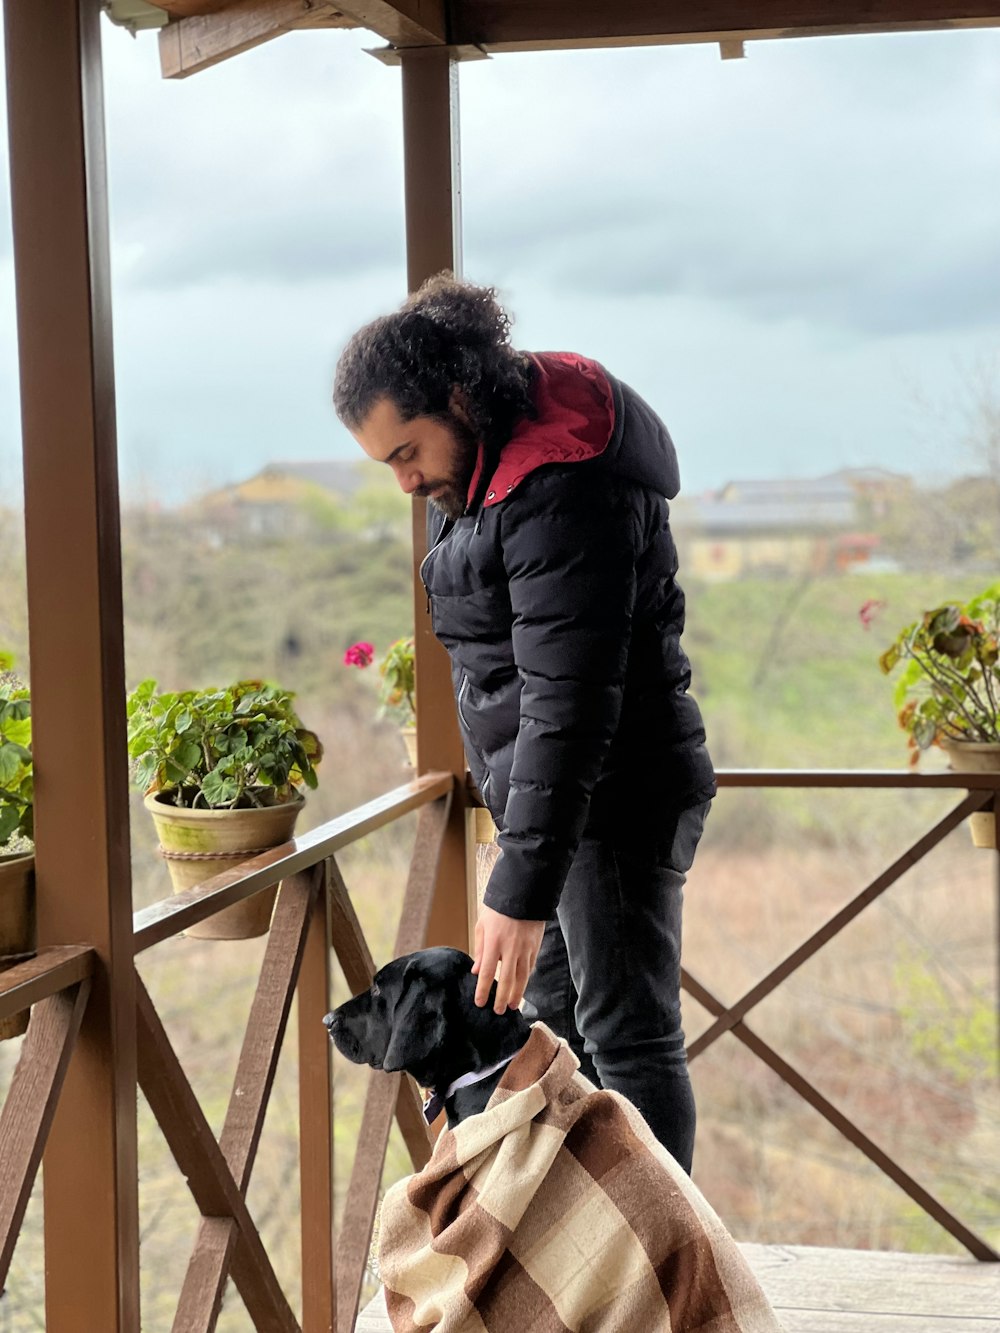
left=333, top=274, right=535, bottom=453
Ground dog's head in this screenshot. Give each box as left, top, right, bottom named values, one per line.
left=323, top=946, right=521, bottom=1090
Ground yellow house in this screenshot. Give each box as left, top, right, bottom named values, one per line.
left=192, top=460, right=369, bottom=539
left=674, top=470, right=907, bottom=581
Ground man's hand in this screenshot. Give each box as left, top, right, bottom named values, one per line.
left=472, top=906, right=545, bottom=1014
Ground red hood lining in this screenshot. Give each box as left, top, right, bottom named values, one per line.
left=465, top=352, right=616, bottom=511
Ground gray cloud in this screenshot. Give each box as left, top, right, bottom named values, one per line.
left=102, top=28, right=405, bottom=289
left=460, top=30, right=1000, bottom=338
left=505, top=203, right=1000, bottom=338
left=121, top=201, right=403, bottom=288
left=5, top=22, right=998, bottom=334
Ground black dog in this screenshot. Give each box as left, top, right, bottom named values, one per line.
left=324, top=947, right=531, bottom=1128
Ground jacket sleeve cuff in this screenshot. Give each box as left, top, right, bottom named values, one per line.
left=482, top=846, right=564, bottom=921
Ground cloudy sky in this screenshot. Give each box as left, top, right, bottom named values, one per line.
left=1, top=18, right=999, bottom=505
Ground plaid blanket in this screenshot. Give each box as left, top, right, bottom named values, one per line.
left=379, top=1023, right=782, bottom=1332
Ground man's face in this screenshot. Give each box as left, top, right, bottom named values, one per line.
left=351, top=396, right=478, bottom=521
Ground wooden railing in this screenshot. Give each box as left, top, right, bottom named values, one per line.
left=1, top=764, right=997, bottom=1331
left=690, top=769, right=1000, bottom=1263
left=0, top=770, right=457, bottom=1333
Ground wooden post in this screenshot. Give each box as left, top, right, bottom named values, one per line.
left=299, top=865, right=335, bottom=1333
left=3, top=0, right=140, bottom=1326
left=995, top=796, right=1000, bottom=1073
left=401, top=47, right=475, bottom=952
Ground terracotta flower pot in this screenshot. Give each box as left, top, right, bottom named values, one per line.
left=144, top=792, right=305, bottom=939
left=0, top=852, right=36, bottom=1039
left=941, top=741, right=1000, bottom=849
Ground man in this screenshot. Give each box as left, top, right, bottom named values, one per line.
left=333, top=275, right=714, bottom=1171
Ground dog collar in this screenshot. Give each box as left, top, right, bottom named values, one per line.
left=422, top=1053, right=517, bottom=1125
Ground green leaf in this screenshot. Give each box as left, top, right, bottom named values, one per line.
left=3, top=718, right=30, bottom=748
left=0, top=805, right=19, bottom=847
left=134, top=755, right=159, bottom=792
left=176, top=740, right=201, bottom=770
left=201, top=768, right=239, bottom=807
left=0, top=699, right=29, bottom=726
left=912, top=716, right=938, bottom=749
left=879, top=643, right=901, bottom=675
left=0, top=746, right=22, bottom=786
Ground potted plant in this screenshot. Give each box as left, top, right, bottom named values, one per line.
left=343, top=637, right=497, bottom=846
left=127, top=678, right=322, bottom=938
left=880, top=583, right=1000, bottom=847
left=0, top=651, right=34, bottom=1038
left=344, top=637, right=417, bottom=766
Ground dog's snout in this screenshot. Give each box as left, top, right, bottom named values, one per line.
left=323, top=1011, right=339, bottom=1033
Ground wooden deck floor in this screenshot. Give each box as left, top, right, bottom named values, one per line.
left=356, top=1243, right=1000, bottom=1331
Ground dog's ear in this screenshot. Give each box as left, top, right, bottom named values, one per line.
left=382, top=971, right=447, bottom=1074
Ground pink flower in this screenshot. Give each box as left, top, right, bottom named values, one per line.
left=859, top=599, right=886, bottom=631
left=344, top=641, right=375, bottom=668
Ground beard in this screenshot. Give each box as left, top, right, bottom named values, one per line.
left=416, top=411, right=480, bottom=521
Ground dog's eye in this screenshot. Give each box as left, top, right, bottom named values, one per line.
left=371, top=981, right=380, bottom=998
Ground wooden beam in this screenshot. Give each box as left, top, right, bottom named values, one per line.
left=0, top=984, right=91, bottom=1291
left=687, top=791, right=991, bottom=1061
left=4, top=0, right=140, bottom=1324
left=155, top=0, right=1000, bottom=76
left=335, top=800, right=448, bottom=1333
left=715, top=768, right=1000, bottom=788
left=172, top=869, right=320, bottom=1329
left=156, top=0, right=238, bottom=14
left=400, top=45, right=475, bottom=956
left=0, top=947, right=95, bottom=1025
left=297, top=872, right=336, bottom=1333
left=334, top=0, right=447, bottom=44
left=135, top=977, right=301, bottom=1332
left=159, top=0, right=351, bottom=79
left=683, top=969, right=1000, bottom=1261
left=452, top=0, right=1000, bottom=51
left=326, top=858, right=433, bottom=1171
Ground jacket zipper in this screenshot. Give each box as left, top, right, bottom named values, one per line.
left=419, top=513, right=450, bottom=613
left=457, top=675, right=471, bottom=730
left=418, top=545, right=433, bottom=613
left=459, top=680, right=493, bottom=812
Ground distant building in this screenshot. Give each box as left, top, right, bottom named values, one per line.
left=191, top=460, right=369, bottom=541
left=674, top=468, right=910, bottom=580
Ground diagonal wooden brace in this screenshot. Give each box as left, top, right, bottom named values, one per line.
left=332, top=795, right=451, bottom=1333
left=328, top=843, right=438, bottom=1172
left=135, top=976, right=299, bottom=1331
left=687, top=791, right=991, bottom=1062
left=0, top=981, right=91, bottom=1290
left=682, top=967, right=999, bottom=1262
left=144, top=866, right=321, bottom=1331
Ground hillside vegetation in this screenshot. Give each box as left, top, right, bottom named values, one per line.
left=0, top=502, right=996, bottom=1327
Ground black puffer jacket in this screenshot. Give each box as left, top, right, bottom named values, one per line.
left=422, top=352, right=715, bottom=921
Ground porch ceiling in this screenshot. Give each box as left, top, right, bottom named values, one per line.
left=152, top=0, right=1000, bottom=78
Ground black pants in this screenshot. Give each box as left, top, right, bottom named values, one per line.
left=521, top=802, right=709, bottom=1174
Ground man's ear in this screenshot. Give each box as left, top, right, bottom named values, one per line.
left=448, top=386, right=472, bottom=429
left=382, top=982, right=447, bottom=1074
